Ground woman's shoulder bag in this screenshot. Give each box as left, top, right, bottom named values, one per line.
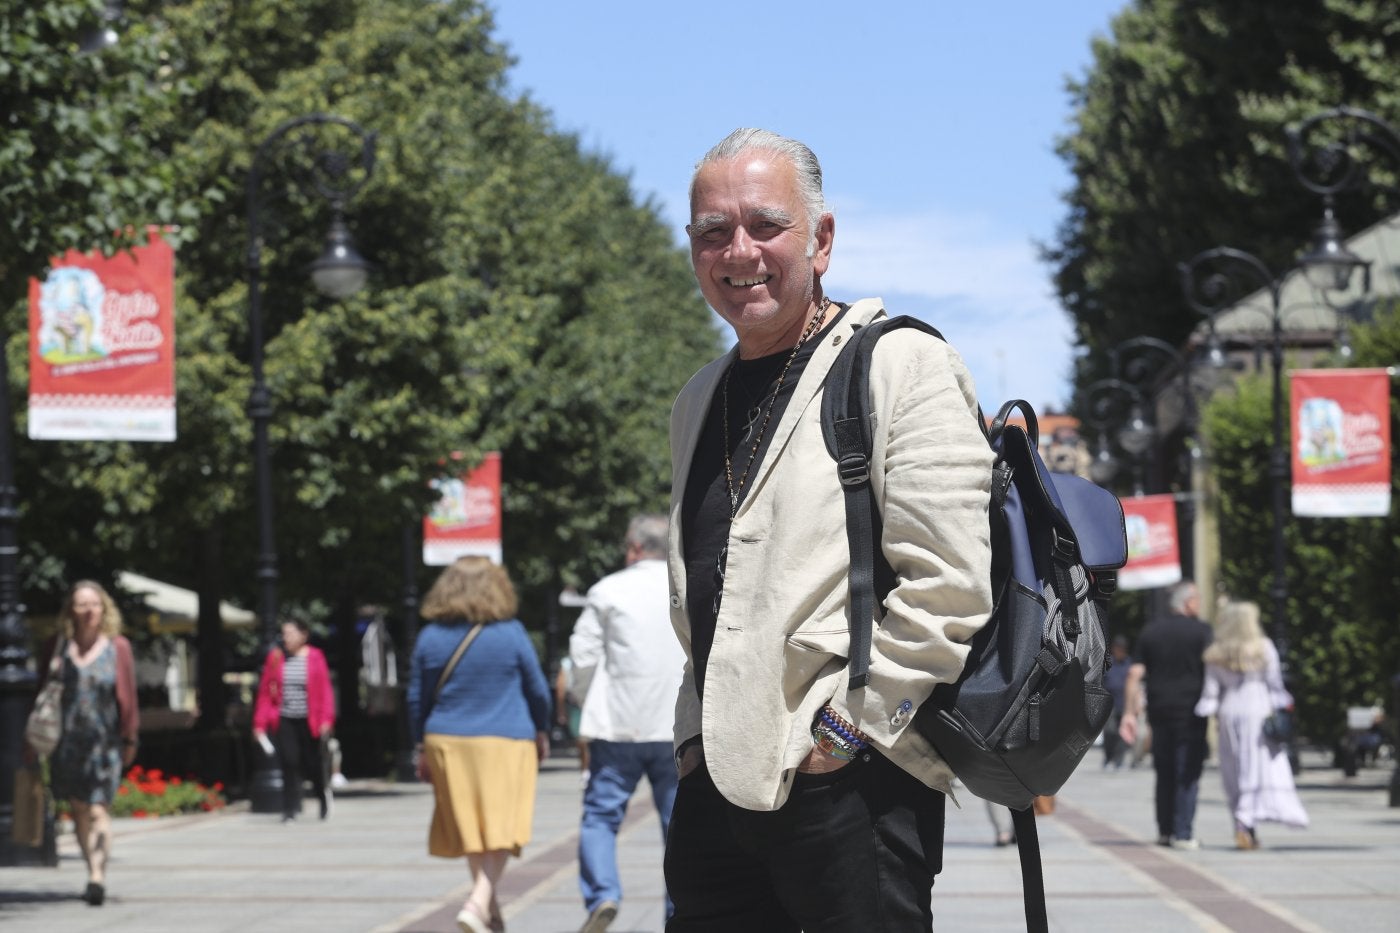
left=25, top=637, right=68, bottom=758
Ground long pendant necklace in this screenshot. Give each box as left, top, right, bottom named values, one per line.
left=713, top=297, right=832, bottom=618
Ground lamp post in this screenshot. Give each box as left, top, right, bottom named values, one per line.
left=1178, top=249, right=1289, bottom=660
left=0, top=0, right=134, bottom=867
left=1108, top=336, right=1216, bottom=578
left=245, top=114, right=375, bottom=811
left=1286, top=106, right=1398, bottom=300
left=1083, top=377, right=1152, bottom=496
left=1288, top=106, right=1400, bottom=802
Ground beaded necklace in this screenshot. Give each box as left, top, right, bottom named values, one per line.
left=712, top=297, right=831, bottom=619
left=721, top=296, right=831, bottom=515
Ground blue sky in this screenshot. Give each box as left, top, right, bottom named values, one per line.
left=489, top=1, right=1128, bottom=411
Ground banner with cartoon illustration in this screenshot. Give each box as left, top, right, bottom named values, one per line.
left=423, top=452, right=502, bottom=565
left=28, top=233, right=176, bottom=441
left=1118, top=494, right=1181, bottom=591
left=1291, top=369, right=1391, bottom=517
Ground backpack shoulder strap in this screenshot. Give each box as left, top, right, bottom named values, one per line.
left=819, top=315, right=950, bottom=689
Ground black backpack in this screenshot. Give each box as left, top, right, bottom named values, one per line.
left=820, top=316, right=1128, bottom=933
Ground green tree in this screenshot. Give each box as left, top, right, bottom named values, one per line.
left=12, top=0, right=719, bottom=744
left=1046, top=0, right=1400, bottom=384
left=0, top=0, right=209, bottom=308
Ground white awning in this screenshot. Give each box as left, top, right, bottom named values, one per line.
left=117, top=570, right=256, bottom=630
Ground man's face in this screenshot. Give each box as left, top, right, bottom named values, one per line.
left=688, top=151, right=833, bottom=356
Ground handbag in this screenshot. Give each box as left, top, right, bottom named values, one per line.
left=24, top=638, right=67, bottom=758
left=1263, top=708, right=1294, bottom=745
left=10, top=766, right=47, bottom=847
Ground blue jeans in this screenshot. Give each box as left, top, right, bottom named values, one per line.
left=580, top=740, right=678, bottom=913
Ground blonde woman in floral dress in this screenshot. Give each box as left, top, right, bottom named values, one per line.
left=35, top=580, right=139, bottom=906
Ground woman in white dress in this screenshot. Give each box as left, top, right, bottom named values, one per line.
left=1194, top=601, right=1308, bottom=849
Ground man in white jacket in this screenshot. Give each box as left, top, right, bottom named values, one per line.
left=569, top=513, right=684, bottom=933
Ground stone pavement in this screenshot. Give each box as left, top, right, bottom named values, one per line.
left=1, top=748, right=1395, bottom=932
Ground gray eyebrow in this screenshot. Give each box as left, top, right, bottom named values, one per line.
left=688, top=212, right=729, bottom=234
left=750, top=207, right=796, bottom=226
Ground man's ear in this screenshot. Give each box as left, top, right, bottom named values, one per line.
left=812, top=213, right=835, bottom=276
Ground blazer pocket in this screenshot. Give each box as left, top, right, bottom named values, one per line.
left=785, top=629, right=850, bottom=687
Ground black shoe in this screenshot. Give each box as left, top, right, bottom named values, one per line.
left=83, top=882, right=104, bottom=906
left=281, top=812, right=297, bottom=823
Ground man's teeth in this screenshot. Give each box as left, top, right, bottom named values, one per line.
left=728, top=276, right=769, bottom=286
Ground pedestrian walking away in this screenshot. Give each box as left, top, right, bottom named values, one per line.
left=569, top=513, right=686, bottom=933
left=26, top=580, right=139, bottom=907
left=1194, top=600, right=1308, bottom=849
left=407, top=556, right=552, bottom=933
left=1103, top=635, right=1133, bottom=769
left=1119, top=580, right=1213, bottom=848
left=664, top=128, right=994, bottom=932
left=252, top=617, right=336, bottom=823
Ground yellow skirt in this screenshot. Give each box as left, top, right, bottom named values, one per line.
left=424, top=734, right=538, bottom=858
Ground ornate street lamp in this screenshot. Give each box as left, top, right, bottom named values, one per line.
left=1178, top=248, right=1289, bottom=659
left=244, top=114, right=375, bottom=811
left=1286, top=106, right=1398, bottom=296
left=1083, top=378, right=1151, bottom=496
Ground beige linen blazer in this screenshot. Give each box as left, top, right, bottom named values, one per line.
left=667, top=298, right=994, bottom=812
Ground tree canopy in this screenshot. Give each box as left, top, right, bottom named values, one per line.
left=7, top=0, right=720, bottom=650
left=1047, top=0, right=1400, bottom=384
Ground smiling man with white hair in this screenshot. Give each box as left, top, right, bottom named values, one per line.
left=662, top=128, right=994, bottom=932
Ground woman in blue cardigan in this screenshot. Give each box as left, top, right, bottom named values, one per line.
left=408, top=556, right=551, bottom=933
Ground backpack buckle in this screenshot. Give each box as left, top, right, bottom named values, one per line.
left=1035, top=644, right=1066, bottom=677
left=1051, top=528, right=1077, bottom=563
left=837, top=453, right=870, bottom=487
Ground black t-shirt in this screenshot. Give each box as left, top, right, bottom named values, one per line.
left=679, top=306, right=848, bottom=695
left=1134, top=613, right=1213, bottom=720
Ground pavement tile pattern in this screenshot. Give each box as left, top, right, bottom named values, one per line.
left=1, top=749, right=1395, bottom=932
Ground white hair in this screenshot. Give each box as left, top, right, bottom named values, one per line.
left=690, top=128, right=829, bottom=252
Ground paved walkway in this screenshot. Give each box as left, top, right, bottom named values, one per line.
left=1, top=749, right=1395, bottom=931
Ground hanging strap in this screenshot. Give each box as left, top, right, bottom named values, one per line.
left=433, top=624, right=484, bottom=704
left=1012, top=807, right=1048, bottom=933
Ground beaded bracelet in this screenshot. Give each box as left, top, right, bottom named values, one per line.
left=812, top=721, right=862, bottom=761
left=819, top=706, right=870, bottom=749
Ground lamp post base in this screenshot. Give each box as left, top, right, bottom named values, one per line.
left=0, top=674, right=57, bottom=867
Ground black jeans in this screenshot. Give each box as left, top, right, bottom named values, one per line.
left=274, top=717, right=325, bottom=819
left=1149, top=712, right=1207, bottom=840
left=664, top=751, right=945, bottom=933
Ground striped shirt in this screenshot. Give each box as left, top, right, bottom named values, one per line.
left=281, top=654, right=309, bottom=719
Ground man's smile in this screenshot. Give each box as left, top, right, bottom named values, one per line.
left=724, top=275, right=772, bottom=287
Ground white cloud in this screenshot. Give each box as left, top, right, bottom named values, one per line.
left=822, top=205, right=1074, bottom=412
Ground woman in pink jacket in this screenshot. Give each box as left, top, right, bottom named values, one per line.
left=253, top=618, right=336, bottom=822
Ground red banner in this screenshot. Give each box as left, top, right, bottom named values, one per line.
left=1291, top=369, right=1391, bottom=517
left=1118, top=494, right=1181, bottom=591
left=28, top=232, right=176, bottom=441
left=423, top=452, right=502, bottom=566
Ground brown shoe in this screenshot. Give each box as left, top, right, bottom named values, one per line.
left=1234, top=828, right=1257, bottom=850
